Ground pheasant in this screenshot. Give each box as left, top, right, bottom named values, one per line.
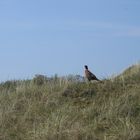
left=84, top=65, right=100, bottom=82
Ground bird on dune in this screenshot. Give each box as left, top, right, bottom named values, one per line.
left=84, top=65, right=101, bottom=82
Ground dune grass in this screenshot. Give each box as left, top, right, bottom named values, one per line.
left=0, top=65, right=140, bottom=140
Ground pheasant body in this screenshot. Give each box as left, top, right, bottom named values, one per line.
left=84, top=65, right=100, bottom=81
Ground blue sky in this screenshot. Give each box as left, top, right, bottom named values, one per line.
left=0, top=0, right=140, bottom=81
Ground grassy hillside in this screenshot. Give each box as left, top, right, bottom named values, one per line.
left=0, top=65, right=140, bottom=140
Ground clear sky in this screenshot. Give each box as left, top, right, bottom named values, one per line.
left=0, top=0, right=140, bottom=81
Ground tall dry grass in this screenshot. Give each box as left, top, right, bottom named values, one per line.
left=0, top=65, right=140, bottom=140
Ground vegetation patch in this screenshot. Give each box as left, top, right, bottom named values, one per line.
left=0, top=65, right=140, bottom=140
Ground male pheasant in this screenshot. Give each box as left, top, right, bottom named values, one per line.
left=84, top=65, right=100, bottom=82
